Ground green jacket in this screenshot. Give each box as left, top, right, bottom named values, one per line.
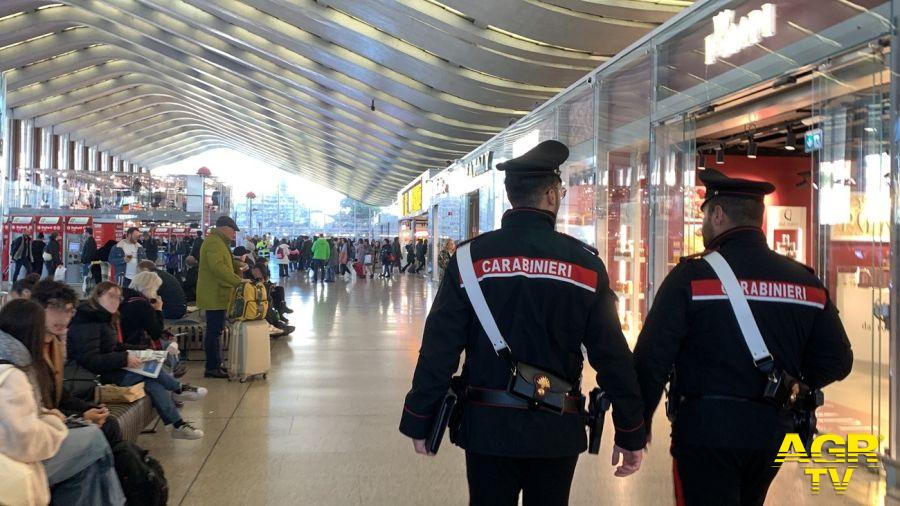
left=312, top=238, right=331, bottom=260
left=197, top=228, right=243, bottom=310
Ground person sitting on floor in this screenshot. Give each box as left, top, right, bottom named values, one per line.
left=67, top=282, right=207, bottom=440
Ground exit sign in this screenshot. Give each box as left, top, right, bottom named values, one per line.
left=804, top=129, right=822, bottom=153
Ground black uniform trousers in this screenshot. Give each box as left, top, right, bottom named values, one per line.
left=465, top=452, right=578, bottom=506
left=671, top=443, right=780, bottom=506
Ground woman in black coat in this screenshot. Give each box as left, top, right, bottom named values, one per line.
left=44, top=233, right=62, bottom=278
left=31, top=233, right=46, bottom=276
left=67, top=281, right=207, bottom=439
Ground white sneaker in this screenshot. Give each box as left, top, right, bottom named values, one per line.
left=171, top=421, right=204, bottom=440
left=173, top=384, right=208, bottom=402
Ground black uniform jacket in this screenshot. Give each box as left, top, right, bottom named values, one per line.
left=633, top=227, right=853, bottom=449
left=399, top=208, right=646, bottom=457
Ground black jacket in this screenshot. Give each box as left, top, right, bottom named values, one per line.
left=67, top=302, right=130, bottom=384
left=182, top=266, right=199, bottom=302
left=633, top=227, right=853, bottom=449
left=143, top=237, right=159, bottom=261
left=31, top=239, right=45, bottom=264
left=399, top=208, right=646, bottom=456
left=81, top=236, right=97, bottom=264
left=45, top=239, right=61, bottom=264
left=119, top=288, right=164, bottom=349
left=154, top=268, right=187, bottom=316
left=10, top=236, right=32, bottom=262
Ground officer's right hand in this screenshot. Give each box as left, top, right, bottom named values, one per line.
left=412, top=439, right=434, bottom=457
left=611, top=445, right=643, bottom=477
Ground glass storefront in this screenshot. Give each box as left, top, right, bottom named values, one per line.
left=426, top=0, right=900, bottom=481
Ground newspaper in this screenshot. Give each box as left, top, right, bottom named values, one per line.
left=123, top=350, right=167, bottom=379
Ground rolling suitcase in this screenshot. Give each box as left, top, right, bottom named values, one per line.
left=352, top=261, right=365, bottom=277
left=227, top=320, right=270, bottom=382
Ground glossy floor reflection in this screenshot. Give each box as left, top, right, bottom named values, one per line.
left=138, top=272, right=886, bottom=505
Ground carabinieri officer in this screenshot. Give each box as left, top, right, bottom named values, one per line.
left=633, top=168, right=853, bottom=505
left=399, top=140, right=647, bottom=505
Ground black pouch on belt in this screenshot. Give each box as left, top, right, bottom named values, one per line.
left=507, top=362, right=574, bottom=414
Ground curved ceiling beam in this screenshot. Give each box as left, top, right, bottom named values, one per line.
left=6, top=58, right=468, bottom=166
left=12, top=75, right=441, bottom=173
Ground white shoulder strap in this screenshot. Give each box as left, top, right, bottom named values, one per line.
left=703, top=251, right=774, bottom=369
left=456, top=243, right=511, bottom=355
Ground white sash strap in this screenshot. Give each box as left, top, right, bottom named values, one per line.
left=456, top=243, right=511, bottom=355
left=703, top=251, right=774, bottom=368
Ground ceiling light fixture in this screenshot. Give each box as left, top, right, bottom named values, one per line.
left=716, top=144, right=725, bottom=164
left=785, top=124, right=796, bottom=151
left=747, top=133, right=758, bottom=159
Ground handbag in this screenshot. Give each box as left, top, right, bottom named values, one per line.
left=0, top=365, right=50, bottom=506
left=63, top=360, right=100, bottom=401
left=41, top=252, right=52, bottom=261
left=456, top=243, right=578, bottom=414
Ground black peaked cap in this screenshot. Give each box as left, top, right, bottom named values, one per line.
left=496, top=140, right=569, bottom=176
left=698, top=168, right=775, bottom=206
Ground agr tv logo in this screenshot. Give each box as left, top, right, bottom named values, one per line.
left=774, top=433, right=880, bottom=494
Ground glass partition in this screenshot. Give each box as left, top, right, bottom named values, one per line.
left=598, top=52, right=652, bottom=345
left=556, top=82, right=597, bottom=244
left=812, top=52, right=892, bottom=451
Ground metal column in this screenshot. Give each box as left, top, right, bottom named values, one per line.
left=887, top=0, right=900, bottom=497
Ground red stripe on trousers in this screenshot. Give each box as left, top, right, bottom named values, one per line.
left=672, top=446, right=686, bottom=506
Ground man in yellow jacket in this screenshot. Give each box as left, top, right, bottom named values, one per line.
left=197, top=216, right=245, bottom=378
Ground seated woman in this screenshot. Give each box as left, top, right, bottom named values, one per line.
left=247, top=263, right=295, bottom=338
left=67, top=282, right=207, bottom=440
left=119, top=271, right=184, bottom=377
left=0, top=299, right=125, bottom=505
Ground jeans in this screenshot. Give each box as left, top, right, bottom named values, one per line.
left=81, top=263, right=91, bottom=278
left=205, top=309, right=227, bottom=372
left=44, top=425, right=125, bottom=506
left=120, top=371, right=182, bottom=425
left=311, top=259, right=326, bottom=282
left=11, top=260, right=31, bottom=282
left=279, top=264, right=289, bottom=277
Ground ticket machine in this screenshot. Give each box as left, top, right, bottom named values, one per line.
left=3, top=216, right=36, bottom=281
left=64, top=217, right=92, bottom=283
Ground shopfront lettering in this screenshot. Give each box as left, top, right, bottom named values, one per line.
left=465, top=151, right=494, bottom=178
left=705, top=4, right=776, bottom=65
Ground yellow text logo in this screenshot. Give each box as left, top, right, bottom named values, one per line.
left=774, top=433, right=879, bottom=494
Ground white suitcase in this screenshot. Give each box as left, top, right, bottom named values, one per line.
left=228, top=320, right=271, bottom=382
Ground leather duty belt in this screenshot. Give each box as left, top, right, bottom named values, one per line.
left=467, top=386, right=583, bottom=414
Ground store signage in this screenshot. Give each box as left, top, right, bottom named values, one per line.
left=402, top=182, right=424, bottom=216
left=704, top=3, right=776, bottom=65
left=465, top=151, right=493, bottom=178
left=805, top=129, right=823, bottom=153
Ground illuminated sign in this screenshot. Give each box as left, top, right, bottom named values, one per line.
left=804, top=129, right=822, bottom=153
left=402, top=182, right=424, bottom=216
left=704, top=3, right=776, bottom=65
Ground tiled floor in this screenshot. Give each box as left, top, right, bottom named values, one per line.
left=136, top=272, right=890, bottom=505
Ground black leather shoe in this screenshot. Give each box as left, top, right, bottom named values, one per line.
left=204, top=369, right=229, bottom=379
left=282, top=307, right=294, bottom=314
